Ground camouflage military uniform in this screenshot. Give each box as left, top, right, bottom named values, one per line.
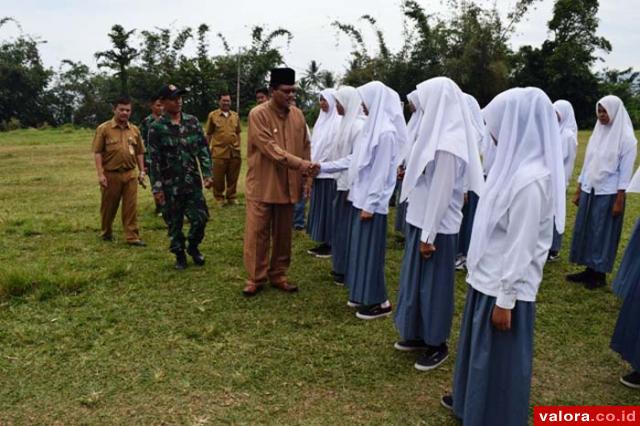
left=147, top=113, right=213, bottom=254
left=139, top=113, right=158, bottom=172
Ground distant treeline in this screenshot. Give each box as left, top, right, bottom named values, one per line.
left=1, top=0, right=638, bottom=131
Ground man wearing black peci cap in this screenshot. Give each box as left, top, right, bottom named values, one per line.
left=242, top=68, right=317, bottom=296
left=147, top=84, right=214, bottom=269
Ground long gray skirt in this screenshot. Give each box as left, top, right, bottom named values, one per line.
left=569, top=191, right=624, bottom=273
left=551, top=222, right=563, bottom=252
left=611, top=255, right=640, bottom=371
left=457, top=191, right=479, bottom=257
left=346, top=208, right=388, bottom=305
left=394, top=225, right=457, bottom=345
left=452, top=287, right=535, bottom=426
left=612, top=218, right=640, bottom=299
left=307, top=178, right=337, bottom=244
left=331, top=190, right=353, bottom=277
left=394, top=201, right=408, bottom=234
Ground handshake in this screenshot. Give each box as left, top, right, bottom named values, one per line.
left=300, top=160, right=321, bottom=178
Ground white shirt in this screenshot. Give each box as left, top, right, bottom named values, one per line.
left=561, top=130, right=577, bottom=187
left=467, top=177, right=553, bottom=309
left=320, top=132, right=398, bottom=214
left=405, top=151, right=466, bottom=243
left=578, top=141, right=637, bottom=194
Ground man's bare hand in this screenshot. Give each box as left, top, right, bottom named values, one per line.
left=491, top=305, right=512, bottom=331
left=98, top=174, right=108, bottom=188
left=419, top=242, right=436, bottom=259
left=153, top=191, right=165, bottom=206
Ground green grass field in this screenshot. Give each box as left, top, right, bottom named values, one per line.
left=0, top=127, right=639, bottom=425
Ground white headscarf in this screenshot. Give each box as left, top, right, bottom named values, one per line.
left=333, top=86, right=366, bottom=160
left=583, top=95, right=637, bottom=188
left=399, top=90, right=424, bottom=165
left=465, top=93, right=494, bottom=174
left=467, top=87, right=566, bottom=269
left=554, top=99, right=579, bottom=184
left=349, top=81, right=408, bottom=184
left=311, top=88, right=341, bottom=163
left=400, top=77, right=484, bottom=202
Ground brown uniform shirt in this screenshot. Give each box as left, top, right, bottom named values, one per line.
left=92, top=119, right=144, bottom=171
left=205, top=109, right=241, bottom=159
left=245, top=102, right=310, bottom=204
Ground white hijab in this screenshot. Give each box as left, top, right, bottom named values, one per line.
left=400, top=77, right=484, bottom=202
left=465, top=93, right=494, bottom=174
left=311, top=88, right=341, bottom=162
left=333, top=86, right=366, bottom=160
left=467, top=87, right=566, bottom=269
left=583, top=95, right=637, bottom=188
left=349, top=81, right=408, bottom=184
left=399, top=90, right=424, bottom=165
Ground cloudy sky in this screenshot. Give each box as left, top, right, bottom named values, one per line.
left=1, top=0, right=638, bottom=78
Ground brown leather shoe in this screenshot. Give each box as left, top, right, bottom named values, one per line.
left=242, top=283, right=264, bottom=296
left=270, top=281, right=298, bottom=292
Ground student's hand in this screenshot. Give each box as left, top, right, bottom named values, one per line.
left=360, top=210, right=374, bottom=221
left=491, top=305, right=512, bottom=331
left=309, top=163, right=321, bottom=178
left=397, top=166, right=405, bottom=180
left=419, top=242, right=436, bottom=259
left=464, top=192, right=469, bottom=205
left=98, top=174, right=108, bottom=188
left=153, top=191, right=165, bottom=206
left=572, top=189, right=581, bottom=206
left=612, top=193, right=625, bottom=217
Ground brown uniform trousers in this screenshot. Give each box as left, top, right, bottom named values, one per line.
left=212, top=155, right=241, bottom=201
left=101, top=169, right=139, bottom=242
left=205, top=109, right=241, bottom=202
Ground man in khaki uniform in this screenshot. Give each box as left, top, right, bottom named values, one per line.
left=205, top=93, right=241, bottom=206
left=242, top=68, right=316, bottom=296
left=92, top=95, right=146, bottom=245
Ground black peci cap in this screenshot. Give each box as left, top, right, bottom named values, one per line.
left=269, top=68, right=295, bottom=88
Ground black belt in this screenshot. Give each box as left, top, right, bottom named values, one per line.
left=108, top=167, right=134, bottom=173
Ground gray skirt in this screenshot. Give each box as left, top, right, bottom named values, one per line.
left=458, top=191, right=479, bottom=257
left=394, top=201, right=408, bottom=234
left=569, top=191, right=624, bottom=273
left=331, top=190, right=353, bottom=276
left=612, top=218, right=640, bottom=299
left=346, top=207, right=388, bottom=305
left=394, top=225, right=457, bottom=345
left=551, top=222, right=563, bottom=252
left=307, top=178, right=337, bottom=244
left=452, top=287, right=535, bottom=426
left=611, top=250, right=640, bottom=371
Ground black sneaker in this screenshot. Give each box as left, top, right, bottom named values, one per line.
left=187, top=246, right=205, bottom=266
left=294, top=225, right=305, bottom=231
left=566, top=269, right=592, bottom=283
left=307, top=243, right=332, bottom=258
left=332, top=271, right=345, bottom=286
left=394, top=340, right=429, bottom=352
left=415, top=344, right=449, bottom=371
left=175, top=251, right=187, bottom=270
left=620, top=371, right=640, bottom=389
left=585, top=273, right=607, bottom=290
left=440, top=394, right=453, bottom=411
left=356, top=303, right=392, bottom=320
left=547, top=251, right=560, bottom=262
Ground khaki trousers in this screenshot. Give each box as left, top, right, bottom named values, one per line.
left=212, top=157, right=241, bottom=201
left=244, top=200, right=294, bottom=285
left=101, top=170, right=139, bottom=242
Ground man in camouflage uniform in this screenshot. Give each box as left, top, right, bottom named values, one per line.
left=147, top=84, right=214, bottom=270
left=139, top=94, right=164, bottom=215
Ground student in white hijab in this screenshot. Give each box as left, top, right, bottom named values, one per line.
left=394, top=77, right=484, bottom=371
left=442, top=87, right=565, bottom=425
left=611, top=165, right=640, bottom=389
left=548, top=99, right=579, bottom=260
left=317, top=81, right=408, bottom=319
left=307, top=89, right=341, bottom=258
left=567, top=95, right=637, bottom=289
left=394, top=90, right=423, bottom=237
left=326, top=86, right=366, bottom=285
left=455, top=93, right=489, bottom=270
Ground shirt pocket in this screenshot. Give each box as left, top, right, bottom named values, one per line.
left=105, top=138, right=121, bottom=152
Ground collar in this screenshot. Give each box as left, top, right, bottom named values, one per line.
left=110, top=118, right=130, bottom=129
left=267, top=99, right=290, bottom=118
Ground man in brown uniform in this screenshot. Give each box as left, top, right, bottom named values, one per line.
left=243, top=68, right=316, bottom=296
left=92, top=95, right=146, bottom=245
left=205, top=93, right=242, bottom=206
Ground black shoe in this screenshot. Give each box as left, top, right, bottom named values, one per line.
left=566, top=268, right=592, bottom=283
left=307, top=243, right=332, bottom=258
left=331, top=271, right=345, bottom=286
left=127, top=240, right=146, bottom=247
left=620, top=371, right=640, bottom=389
left=394, top=340, right=429, bottom=352
left=294, top=225, right=305, bottom=231
left=356, top=302, right=392, bottom=320
left=175, top=251, right=187, bottom=270
left=585, top=272, right=607, bottom=290
left=187, top=246, right=205, bottom=266
left=102, top=235, right=113, bottom=242
left=547, top=251, right=560, bottom=262
left=440, top=394, right=453, bottom=411
left=415, top=343, right=449, bottom=371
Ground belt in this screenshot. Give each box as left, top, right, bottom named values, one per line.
left=107, top=167, right=134, bottom=173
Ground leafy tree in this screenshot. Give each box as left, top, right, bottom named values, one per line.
left=95, top=25, right=139, bottom=95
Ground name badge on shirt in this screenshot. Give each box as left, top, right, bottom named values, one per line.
left=273, top=128, right=278, bottom=134
left=128, top=137, right=135, bottom=155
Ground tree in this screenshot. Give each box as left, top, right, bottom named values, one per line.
left=95, top=25, right=139, bottom=95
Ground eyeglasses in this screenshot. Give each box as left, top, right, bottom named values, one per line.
left=277, top=88, right=297, bottom=95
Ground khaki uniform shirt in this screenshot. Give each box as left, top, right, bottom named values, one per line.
left=205, top=109, right=241, bottom=159
left=92, top=119, right=144, bottom=171
left=245, top=102, right=310, bottom=204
